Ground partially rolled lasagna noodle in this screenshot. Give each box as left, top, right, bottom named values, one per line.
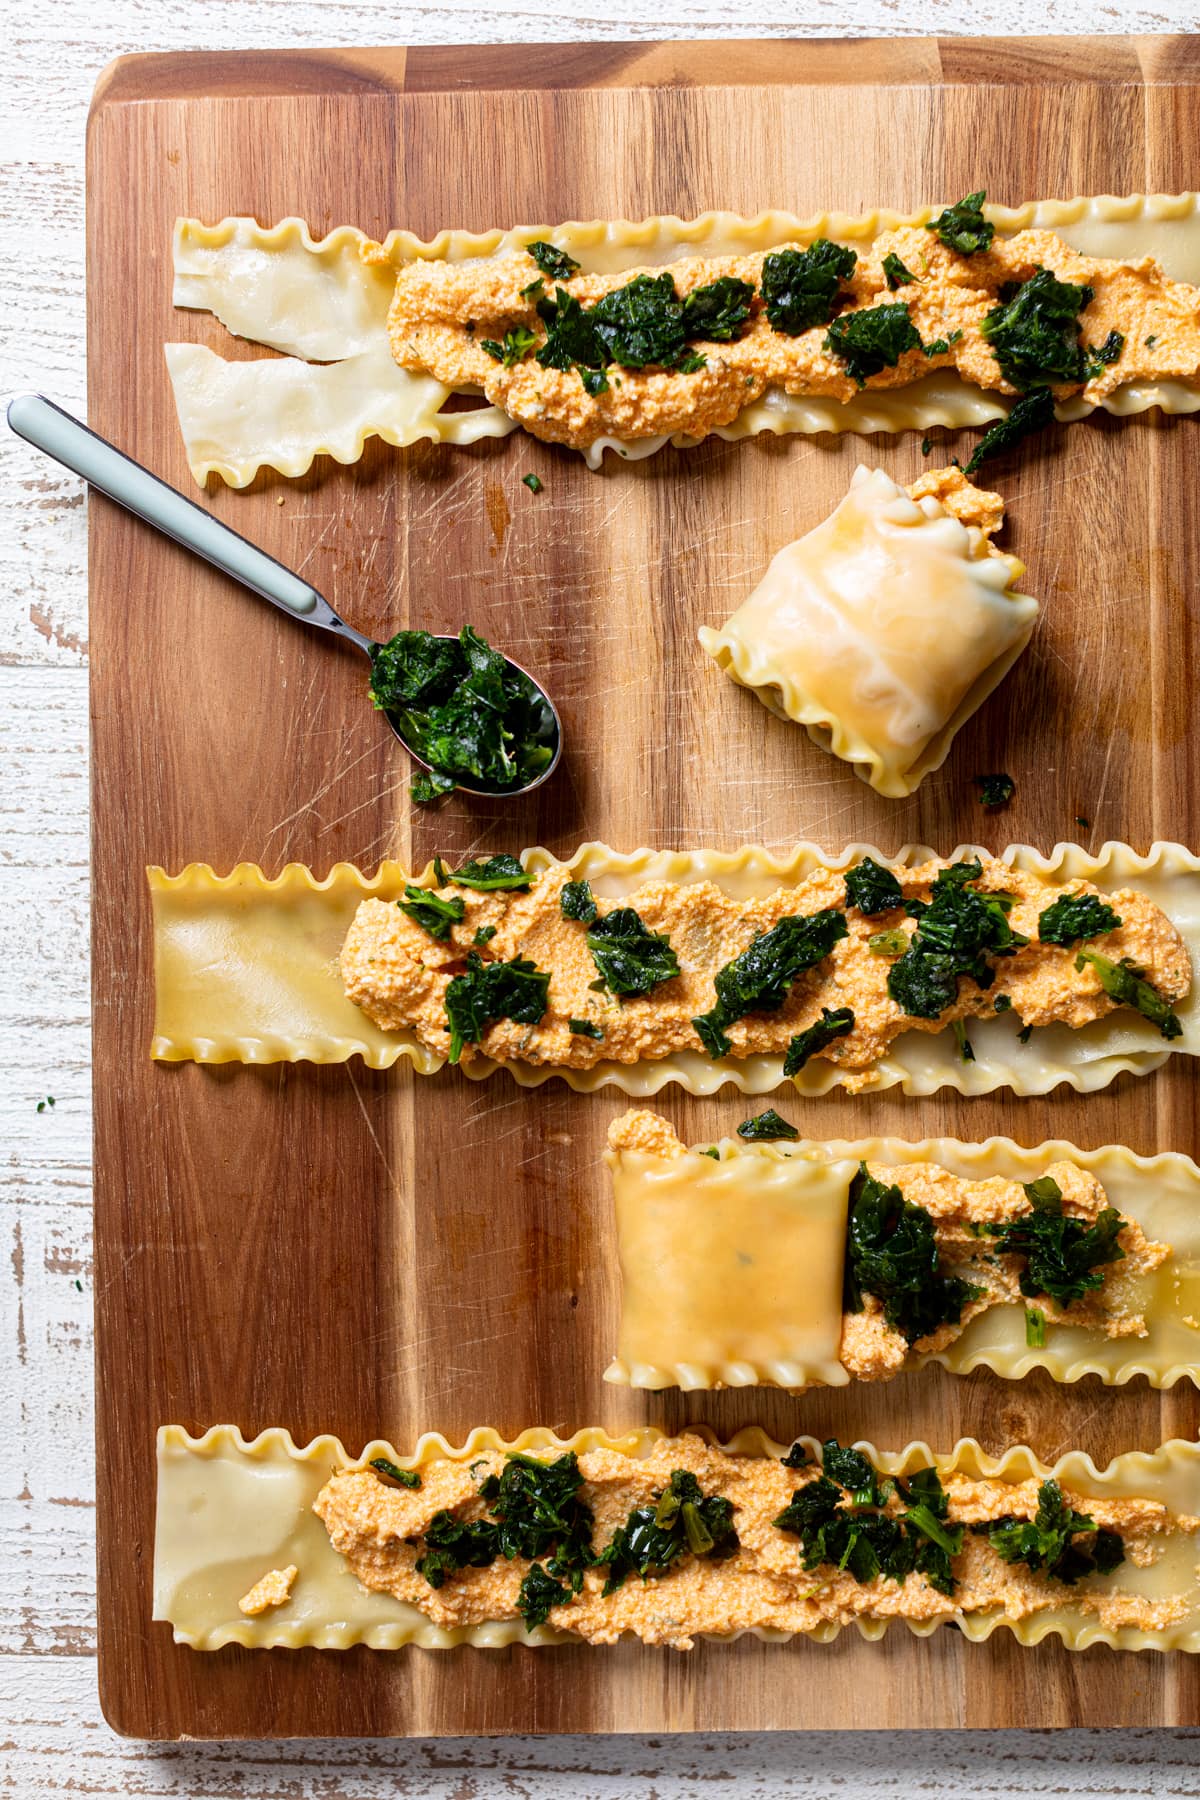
left=605, top=1114, right=1200, bottom=1391
left=148, top=840, right=1200, bottom=1096
left=154, top=1424, right=1200, bottom=1653
left=168, top=195, right=1200, bottom=482
left=699, top=466, right=1037, bottom=797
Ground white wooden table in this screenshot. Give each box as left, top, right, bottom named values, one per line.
left=2, top=3, right=1198, bottom=1790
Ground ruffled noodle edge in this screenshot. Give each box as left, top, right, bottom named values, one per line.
left=148, top=839, right=1200, bottom=1097
left=154, top=1423, right=1200, bottom=1653
left=604, top=1132, right=1200, bottom=1391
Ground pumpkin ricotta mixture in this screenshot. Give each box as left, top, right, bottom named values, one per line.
left=609, top=1110, right=1170, bottom=1381
left=313, top=1435, right=1198, bottom=1649
left=367, top=195, right=1200, bottom=450
left=338, top=852, right=1189, bottom=1090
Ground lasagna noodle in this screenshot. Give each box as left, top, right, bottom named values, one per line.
left=149, top=840, right=1200, bottom=1097
left=605, top=1132, right=1200, bottom=1391
left=168, top=195, right=1200, bottom=483
left=698, top=466, right=1038, bottom=798
left=154, top=1423, right=1200, bottom=1653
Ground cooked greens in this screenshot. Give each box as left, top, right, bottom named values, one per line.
left=882, top=251, right=917, bottom=289
left=736, top=1107, right=800, bottom=1142
left=560, top=879, right=598, bottom=923
left=586, top=907, right=680, bottom=998
left=1038, top=893, right=1121, bottom=947
left=481, top=326, right=539, bottom=367
left=824, top=303, right=922, bottom=387
left=985, top=1175, right=1126, bottom=1308
left=596, top=1469, right=737, bottom=1595
left=844, top=856, right=904, bottom=916
left=443, top=952, right=550, bottom=1062
left=693, top=909, right=849, bottom=1058
left=926, top=191, right=994, bottom=255
left=843, top=1163, right=981, bottom=1345
left=527, top=241, right=581, bottom=281
left=437, top=854, right=532, bottom=891
left=568, top=1018, right=604, bottom=1039
left=760, top=240, right=857, bottom=335
left=783, top=1006, right=855, bottom=1076
left=963, top=385, right=1057, bottom=475
left=369, top=627, right=555, bottom=799
left=680, top=276, right=755, bottom=341
left=1075, top=950, right=1183, bottom=1039
left=974, top=773, right=1015, bottom=810
left=773, top=1440, right=962, bottom=1595
left=397, top=883, right=466, bottom=940
left=983, top=1479, right=1124, bottom=1585
left=887, top=860, right=1028, bottom=1020
left=980, top=268, right=1095, bottom=389
left=369, top=1456, right=422, bottom=1489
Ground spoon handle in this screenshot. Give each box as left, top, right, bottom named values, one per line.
left=6, top=393, right=372, bottom=650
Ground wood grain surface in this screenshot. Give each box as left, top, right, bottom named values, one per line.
left=86, top=38, right=1200, bottom=1741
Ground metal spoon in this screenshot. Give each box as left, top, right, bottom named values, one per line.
left=6, top=393, right=562, bottom=798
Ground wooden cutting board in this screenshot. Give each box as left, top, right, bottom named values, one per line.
left=88, top=37, right=1200, bottom=1739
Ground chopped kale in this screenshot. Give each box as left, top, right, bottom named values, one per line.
left=700, top=1147, right=720, bottom=1160
left=887, top=861, right=1028, bottom=1020
left=522, top=472, right=543, bottom=493
left=442, top=854, right=532, bottom=891
left=986, top=1479, right=1124, bottom=1585
left=369, top=1456, right=422, bottom=1489
left=415, top=1509, right=500, bottom=1587
left=781, top=1443, right=811, bottom=1470
left=590, top=272, right=687, bottom=369
left=443, top=952, right=550, bottom=1062
left=952, top=1018, right=975, bottom=1062
left=596, top=1468, right=738, bottom=1595
left=569, top=1018, right=604, bottom=1039
left=921, top=436, right=933, bottom=455
left=560, top=878, right=598, bottom=923
left=586, top=907, right=680, bottom=998
left=986, top=1174, right=1126, bottom=1308
left=923, top=329, right=962, bottom=358
left=681, top=276, right=755, bottom=341
left=527, top=240, right=581, bottom=281
left=783, top=1006, right=855, bottom=1076
left=1083, top=329, right=1125, bottom=380
left=883, top=251, right=917, bottom=289
left=1017, top=1022, right=1035, bottom=1044
left=845, top=856, right=904, bottom=915
left=869, top=929, right=909, bottom=957
left=1025, top=1307, right=1047, bottom=1348
left=761, top=240, right=857, bottom=335
left=473, top=925, right=497, bottom=947
left=773, top=1442, right=962, bottom=1595
left=963, top=385, right=1057, bottom=475
left=397, top=882, right=466, bottom=940
left=483, top=1451, right=594, bottom=1586
left=926, top=191, right=994, bottom=255
left=536, top=286, right=609, bottom=391
left=736, top=1107, right=800, bottom=1142
left=824, top=303, right=923, bottom=387
left=1075, top=950, right=1182, bottom=1040
left=521, top=277, right=545, bottom=302
left=693, top=909, right=849, bottom=1058
left=844, top=1162, right=981, bottom=1344
left=974, top=773, right=1015, bottom=809
left=371, top=627, right=555, bottom=798
left=1038, top=893, right=1121, bottom=947
left=517, top=1562, right=573, bottom=1628
left=994, top=993, right=1013, bottom=1012
left=481, top=325, right=538, bottom=367
left=980, top=268, right=1095, bottom=389
left=411, top=770, right=456, bottom=805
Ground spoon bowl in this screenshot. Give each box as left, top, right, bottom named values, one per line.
left=6, top=393, right=562, bottom=799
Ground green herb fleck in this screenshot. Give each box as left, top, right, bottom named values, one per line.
left=1075, top=816, right=1091, bottom=830
left=994, top=994, right=1013, bottom=1012
left=473, top=925, right=497, bottom=947
left=869, top=928, right=909, bottom=957
left=522, top=472, right=543, bottom=494
left=1146, top=334, right=1157, bottom=348
left=481, top=325, right=539, bottom=367
left=736, top=1107, right=800, bottom=1142
left=700, top=1147, right=720, bottom=1160
left=921, top=435, right=932, bottom=455
left=36, top=1095, right=56, bottom=1114
left=1038, top=893, right=1121, bottom=947
left=1083, top=329, right=1125, bottom=381
left=569, top=1018, right=604, bottom=1039
left=926, top=191, right=994, bottom=255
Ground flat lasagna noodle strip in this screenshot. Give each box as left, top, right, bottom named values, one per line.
left=154, top=1423, right=1200, bottom=1653
left=149, top=840, right=1200, bottom=1097
left=605, top=1130, right=1200, bottom=1391
left=169, top=195, right=1200, bottom=482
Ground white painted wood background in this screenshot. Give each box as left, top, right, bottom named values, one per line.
left=3, top=1, right=1200, bottom=1790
